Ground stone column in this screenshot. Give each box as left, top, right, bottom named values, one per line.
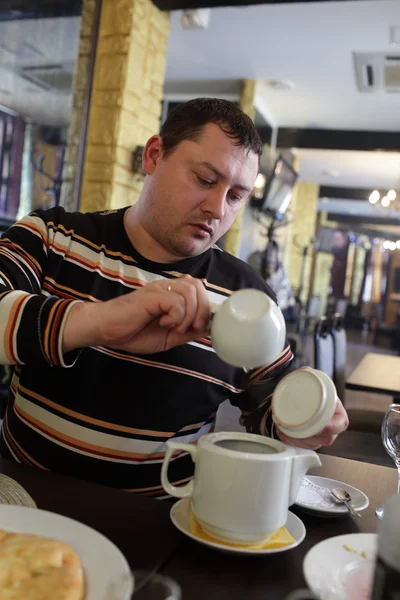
left=64, top=0, right=170, bottom=213
left=385, top=250, right=400, bottom=323
left=223, top=79, right=256, bottom=257
left=371, top=240, right=384, bottom=304
left=312, top=253, right=334, bottom=316
left=62, top=0, right=97, bottom=212
left=285, top=178, right=320, bottom=305
left=351, top=244, right=367, bottom=306
left=344, top=243, right=356, bottom=298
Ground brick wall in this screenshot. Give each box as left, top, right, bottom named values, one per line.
left=63, top=0, right=170, bottom=213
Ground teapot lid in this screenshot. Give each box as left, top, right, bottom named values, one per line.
left=271, top=368, right=336, bottom=437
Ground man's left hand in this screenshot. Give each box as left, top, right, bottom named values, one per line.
left=276, top=397, right=349, bottom=450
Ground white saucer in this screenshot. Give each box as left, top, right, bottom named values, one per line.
left=303, top=533, right=377, bottom=599
left=295, top=476, right=369, bottom=517
left=170, top=498, right=306, bottom=556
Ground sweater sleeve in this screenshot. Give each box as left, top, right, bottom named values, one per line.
left=229, top=343, right=296, bottom=437
left=0, top=212, right=82, bottom=367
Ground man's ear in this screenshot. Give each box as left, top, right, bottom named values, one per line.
left=142, top=135, right=164, bottom=175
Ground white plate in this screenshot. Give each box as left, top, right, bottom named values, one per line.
left=170, top=498, right=306, bottom=556
left=295, top=476, right=369, bottom=516
left=303, top=533, right=377, bottom=599
left=0, top=505, right=131, bottom=600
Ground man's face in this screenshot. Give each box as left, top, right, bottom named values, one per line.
left=140, top=123, right=259, bottom=261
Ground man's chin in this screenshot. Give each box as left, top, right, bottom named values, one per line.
left=173, top=238, right=214, bottom=259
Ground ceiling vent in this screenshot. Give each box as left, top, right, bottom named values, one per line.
left=18, top=63, right=74, bottom=94
left=354, top=52, right=400, bottom=93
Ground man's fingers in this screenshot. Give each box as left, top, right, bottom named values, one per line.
left=190, top=279, right=211, bottom=331
left=166, top=326, right=210, bottom=349
left=167, top=277, right=210, bottom=333
left=174, top=283, right=198, bottom=334
left=276, top=428, right=337, bottom=450
left=158, top=292, right=187, bottom=329
left=319, top=399, right=349, bottom=437
left=275, top=397, right=349, bottom=450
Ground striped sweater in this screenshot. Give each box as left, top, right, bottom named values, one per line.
left=0, top=207, right=294, bottom=497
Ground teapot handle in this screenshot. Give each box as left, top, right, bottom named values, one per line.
left=161, top=441, right=197, bottom=498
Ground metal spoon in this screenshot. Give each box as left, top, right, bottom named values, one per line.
left=330, top=488, right=362, bottom=517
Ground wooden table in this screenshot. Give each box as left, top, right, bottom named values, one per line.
left=160, top=454, right=397, bottom=600
left=0, top=457, right=181, bottom=573
left=0, top=453, right=396, bottom=599
left=346, top=352, right=400, bottom=397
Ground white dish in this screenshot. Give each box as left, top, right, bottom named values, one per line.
left=170, top=498, right=306, bottom=555
left=0, top=505, right=131, bottom=600
left=303, top=533, right=377, bottom=599
left=295, top=476, right=369, bottom=516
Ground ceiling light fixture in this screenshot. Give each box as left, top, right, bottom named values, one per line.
left=181, top=9, right=212, bottom=30
left=265, top=80, right=295, bottom=91
left=322, top=169, right=340, bottom=178
left=383, top=240, right=397, bottom=251
left=369, top=189, right=398, bottom=209
left=369, top=190, right=380, bottom=204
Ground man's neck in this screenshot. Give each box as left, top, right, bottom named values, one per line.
left=124, top=205, right=178, bottom=264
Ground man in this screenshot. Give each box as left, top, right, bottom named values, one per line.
left=0, top=99, right=348, bottom=497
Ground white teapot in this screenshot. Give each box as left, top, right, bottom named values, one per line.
left=210, top=288, right=286, bottom=370
left=161, top=432, right=321, bottom=544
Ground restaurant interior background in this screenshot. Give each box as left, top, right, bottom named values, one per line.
left=1, top=0, right=400, bottom=465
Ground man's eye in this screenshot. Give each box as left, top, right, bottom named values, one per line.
left=197, top=176, right=213, bottom=186
left=229, top=193, right=242, bottom=203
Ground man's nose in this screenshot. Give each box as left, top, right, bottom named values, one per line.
left=201, top=187, right=226, bottom=220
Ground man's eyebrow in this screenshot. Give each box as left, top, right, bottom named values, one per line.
left=199, top=161, right=251, bottom=193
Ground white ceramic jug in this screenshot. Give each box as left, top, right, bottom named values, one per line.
left=161, top=432, right=321, bottom=544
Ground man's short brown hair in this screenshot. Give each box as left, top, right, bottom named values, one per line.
left=160, top=98, right=263, bottom=162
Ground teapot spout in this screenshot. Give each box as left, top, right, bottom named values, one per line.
left=289, top=448, right=322, bottom=506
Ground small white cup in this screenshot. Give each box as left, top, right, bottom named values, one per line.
left=272, top=367, right=337, bottom=439
left=210, top=288, right=286, bottom=370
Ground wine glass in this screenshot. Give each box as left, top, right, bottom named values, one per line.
left=375, top=403, right=400, bottom=520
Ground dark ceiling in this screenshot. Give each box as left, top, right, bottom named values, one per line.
left=153, top=0, right=362, bottom=9
left=0, top=0, right=365, bottom=20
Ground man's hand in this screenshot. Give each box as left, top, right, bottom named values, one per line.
left=276, top=397, right=349, bottom=450
left=63, top=276, right=211, bottom=355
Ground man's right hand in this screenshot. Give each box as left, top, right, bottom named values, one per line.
left=63, top=277, right=211, bottom=355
